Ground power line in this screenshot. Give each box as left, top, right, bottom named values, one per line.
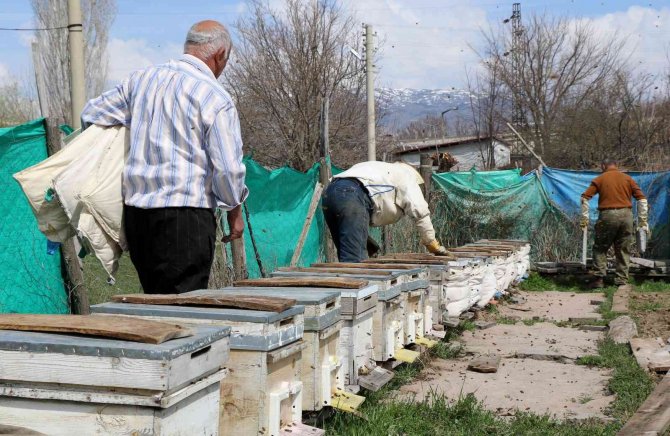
left=0, top=25, right=68, bottom=31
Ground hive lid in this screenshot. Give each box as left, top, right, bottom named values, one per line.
left=0, top=323, right=229, bottom=360
left=192, top=288, right=339, bottom=305
left=92, top=302, right=304, bottom=324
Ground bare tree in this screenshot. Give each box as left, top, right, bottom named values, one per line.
left=396, top=115, right=448, bottom=141
left=227, top=0, right=368, bottom=170
left=481, top=14, right=625, bottom=162
left=464, top=61, right=508, bottom=169
left=0, top=75, right=39, bottom=126
left=31, top=0, right=116, bottom=124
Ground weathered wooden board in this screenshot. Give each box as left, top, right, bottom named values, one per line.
left=467, top=355, right=501, bottom=373
left=0, top=314, right=191, bottom=344
left=630, top=257, right=656, bottom=269
left=358, top=365, right=394, bottom=392
left=279, top=266, right=393, bottom=276
left=312, top=262, right=418, bottom=270
left=630, top=338, right=670, bottom=372
left=235, top=277, right=368, bottom=289
left=618, top=373, right=670, bottom=436
left=364, top=258, right=447, bottom=266
left=112, top=293, right=296, bottom=313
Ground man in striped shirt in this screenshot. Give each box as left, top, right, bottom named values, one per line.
left=81, top=20, right=248, bottom=293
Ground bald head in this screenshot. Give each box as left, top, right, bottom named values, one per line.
left=184, top=20, right=232, bottom=77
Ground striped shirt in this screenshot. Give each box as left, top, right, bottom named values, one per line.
left=81, top=54, right=248, bottom=210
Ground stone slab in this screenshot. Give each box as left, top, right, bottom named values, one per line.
left=499, top=291, right=603, bottom=322
left=398, top=357, right=613, bottom=420
left=462, top=322, right=602, bottom=361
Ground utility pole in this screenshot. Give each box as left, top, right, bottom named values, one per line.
left=511, top=2, right=524, bottom=129
left=364, top=24, right=376, bottom=161
left=67, top=0, right=85, bottom=129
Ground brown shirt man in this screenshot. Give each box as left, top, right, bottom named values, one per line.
left=581, top=164, right=647, bottom=287
left=582, top=168, right=646, bottom=209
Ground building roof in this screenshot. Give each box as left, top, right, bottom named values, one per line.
left=393, top=135, right=512, bottom=155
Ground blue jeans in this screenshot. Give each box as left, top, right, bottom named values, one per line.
left=322, top=178, right=373, bottom=262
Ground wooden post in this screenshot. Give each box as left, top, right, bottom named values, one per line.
left=506, top=122, right=547, bottom=168
left=419, top=154, right=433, bottom=202
left=230, top=238, right=247, bottom=280
left=45, top=118, right=90, bottom=314
left=291, top=182, right=324, bottom=267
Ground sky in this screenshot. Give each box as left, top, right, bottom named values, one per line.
left=0, top=0, right=668, bottom=90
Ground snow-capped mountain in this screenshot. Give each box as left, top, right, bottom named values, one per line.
left=378, top=88, right=476, bottom=130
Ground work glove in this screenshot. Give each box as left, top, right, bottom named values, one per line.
left=580, top=198, right=590, bottom=229
left=637, top=199, right=649, bottom=231
left=426, top=239, right=449, bottom=256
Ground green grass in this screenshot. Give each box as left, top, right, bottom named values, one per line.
left=575, top=339, right=656, bottom=420
left=631, top=279, right=670, bottom=293
left=632, top=301, right=663, bottom=312
left=326, top=389, right=618, bottom=436
left=326, top=336, right=651, bottom=435
left=496, top=316, right=518, bottom=325
left=430, top=341, right=463, bottom=360
left=519, top=272, right=586, bottom=292
left=83, top=255, right=141, bottom=306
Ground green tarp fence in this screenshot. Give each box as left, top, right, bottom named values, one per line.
left=239, top=158, right=327, bottom=277
left=433, top=167, right=523, bottom=191
left=0, top=118, right=68, bottom=314
left=432, top=169, right=557, bottom=242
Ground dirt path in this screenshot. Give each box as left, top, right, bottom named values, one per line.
left=400, top=291, right=615, bottom=421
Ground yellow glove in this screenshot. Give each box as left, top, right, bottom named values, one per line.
left=426, top=239, right=449, bottom=256
left=580, top=198, right=590, bottom=229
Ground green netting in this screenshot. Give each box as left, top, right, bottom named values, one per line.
left=240, top=158, right=326, bottom=277
left=433, top=168, right=522, bottom=190
left=432, top=172, right=554, bottom=240
left=0, top=118, right=68, bottom=314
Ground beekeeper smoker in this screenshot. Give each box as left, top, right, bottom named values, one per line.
left=321, top=161, right=448, bottom=262
left=581, top=158, right=648, bottom=288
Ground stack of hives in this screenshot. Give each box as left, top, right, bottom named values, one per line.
left=369, top=239, right=530, bottom=319
left=0, top=239, right=528, bottom=435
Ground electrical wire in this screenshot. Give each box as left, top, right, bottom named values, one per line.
left=0, top=25, right=68, bottom=31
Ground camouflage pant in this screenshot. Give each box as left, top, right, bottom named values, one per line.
left=593, top=208, right=634, bottom=285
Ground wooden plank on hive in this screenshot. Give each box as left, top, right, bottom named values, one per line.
left=617, top=373, right=670, bottom=436
left=234, top=277, right=368, bottom=289
left=312, top=262, right=418, bottom=270
left=278, top=266, right=392, bottom=276
left=0, top=314, right=191, bottom=344
left=630, top=338, right=670, bottom=373
left=112, top=293, right=296, bottom=313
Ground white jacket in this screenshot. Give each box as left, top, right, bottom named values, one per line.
left=14, top=125, right=127, bottom=280
left=334, top=161, right=436, bottom=244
